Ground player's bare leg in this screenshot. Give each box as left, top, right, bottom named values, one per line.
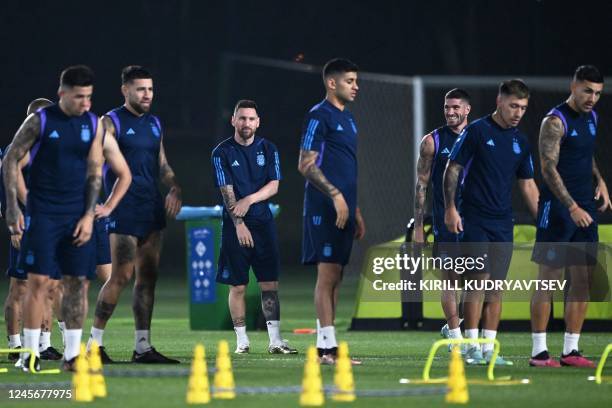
left=229, top=284, right=249, bottom=353
left=462, top=272, right=486, bottom=364
left=315, top=262, right=343, bottom=363
left=4, top=278, right=26, bottom=360
left=39, top=279, right=62, bottom=360
left=440, top=270, right=463, bottom=346
left=560, top=264, right=594, bottom=367
left=21, top=273, right=49, bottom=370
left=88, top=234, right=136, bottom=358
left=61, top=275, right=87, bottom=369
left=261, top=281, right=297, bottom=354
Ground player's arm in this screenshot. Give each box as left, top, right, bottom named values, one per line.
left=539, top=115, right=592, bottom=226
left=16, top=151, right=30, bottom=206
left=443, top=160, right=463, bottom=233
left=232, top=180, right=278, bottom=218
left=298, top=149, right=348, bottom=229
left=3, top=114, right=40, bottom=235
left=592, top=158, right=612, bottom=212
left=95, top=116, right=132, bottom=219
left=159, top=139, right=182, bottom=219
left=73, top=118, right=104, bottom=246
left=517, top=179, right=539, bottom=220
left=220, top=185, right=254, bottom=248
left=354, top=206, right=365, bottom=240
left=413, top=134, right=434, bottom=243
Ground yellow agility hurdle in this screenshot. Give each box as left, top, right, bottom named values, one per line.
left=401, top=338, right=530, bottom=386
left=593, top=343, right=612, bottom=385
left=0, top=348, right=61, bottom=374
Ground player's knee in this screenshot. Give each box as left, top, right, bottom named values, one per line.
left=230, top=285, right=247, bottom=297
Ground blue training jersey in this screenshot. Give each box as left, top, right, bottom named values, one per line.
left=300, top=99, right=358, bottom=216
left=27, top=104, right=97, bottom=215
left=430, top=126, right=462, bottom=233
left=211, top=135, right=281, bottom=224
left=541, top=102, right=597, bottom=208
left=449, top=114, right=534, bottom=220
left=104, top=105, right=164, bottom=221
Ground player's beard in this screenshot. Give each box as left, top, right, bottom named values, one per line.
left=238, top=127, right=254, bottom=141
left=446, top=113, right=466, bottom=128
left=128, top=99, right=151, bottom=114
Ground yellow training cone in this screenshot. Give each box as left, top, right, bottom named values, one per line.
left=299, top=346, right=324, bottom=406
left=445, top=346, right=469, bottom=404
left=73, top=343, right=93, bottom=402
left=186, top=344, right=211, bottom=404
left=88, top=341, right=107, bottom=398
left=332, top=342, right=356, bottom=402
left=213, top=340, right=236, bottom=399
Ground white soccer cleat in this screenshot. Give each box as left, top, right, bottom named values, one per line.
left=234, top=344, right=250, bottom=354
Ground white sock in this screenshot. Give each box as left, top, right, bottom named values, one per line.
left=58, top=321, right=66, bottom=347
left=563, top=332, right=580, bottom=356
left=23, top=328, right=41, bottom=359
left=316, top=319, right=325, bottom=349
left=135, top=330, right=152, bottom=354
left=266, top=320, right=282, bottom=345
left=39, top=331, right=51, bottom=351
left=531, top=332, right=547, bottom=357
left=234, top=326, right=249, bottom=346
left=63, top=329, right=82, bottom=361
left=464, top=328, right=479, bottom=348
left=88, top=327, right=105, bottom=350
left=8, top=334, right=22, bottom=348
left=482, top=329, right=497, bottom=353
left=321, top=326, right=337, bottom=349
left=448, top=328, right=463, bottom=339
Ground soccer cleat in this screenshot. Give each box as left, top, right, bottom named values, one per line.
left=464, top=346, right=486, bottom=365
left=62, top=357, right=77, bottom=372
left=22, top=356, right=41, bottom=373
left=529, top=350, right=561, bottom=367
left=320, top=348, right=362, bottom=365
left=560, top=350, right=595, bottom=368
left=484, top=350, right=514, bottom=366
left=234, top=344, right=250, bottom=354
left=268, top=341, right=298, bottom=354
left=8, top=346, right=22, bottom=362
left=132, top=347, right=180, bottom=364
left=98, top=346, right=114, bottom=364
left=440, top=323, right=450, bottom=339
left=40, top=346, right=63, bottom=361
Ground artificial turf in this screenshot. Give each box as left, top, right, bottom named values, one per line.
left=0, top=267, right=610, bottom=407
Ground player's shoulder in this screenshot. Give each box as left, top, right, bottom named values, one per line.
left=255, top=136, right=278, bottom=151
left=212, top=137, right=234, bottom=157
left=306, top=100, right=333, bottom=121
left=463, top=117, right=487, bottom=138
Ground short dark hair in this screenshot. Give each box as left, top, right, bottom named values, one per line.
left=27, top=98, right=53, bottom=116
left=574, top=65, right=604, bottom=84
left=60, top=65, right=95, bottom=88
left=121, top=65, right=153, bottom=84
left=445, top=88, right=470, bottom=104
left=322, top=58, right=359, bottom=79
left=499, top=79, right=529, bottom=99
left=233, top=99, right=258, bottom=115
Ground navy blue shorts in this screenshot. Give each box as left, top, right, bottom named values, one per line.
left=432, top=222, right=461, bottom=259
left=6, top=241, right=26, bottom=280
left=86, top=217, right=112, bottom=281
left=532, top=199, right=598, bottom=267
left=217, top=219, right=280, bottom=286
left=19, top=212, right=95, bottom=278
left=108, top=197, right=166, bottom=239
left=301, top=206, right=355, bottom=266
left=461, top=217, right=513, bottom=281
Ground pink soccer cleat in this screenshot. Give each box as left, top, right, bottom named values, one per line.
left=529, top=351, right=561, bottom=368
left=560, top=350, right=596, bottom=368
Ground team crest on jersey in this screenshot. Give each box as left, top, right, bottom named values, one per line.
left=151, top=123, right=161, bottom=138
left=512, top=138, right=521, bottom=154
left=588, top=121, right=596, bottom=136
left=80, top=125, right=91, bottom=142
left=256, top=152, right=265, bottom=166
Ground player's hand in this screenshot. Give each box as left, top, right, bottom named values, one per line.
left=235, top=222, right=254, bottom=248
left=5, top=207, right=25, bottom=237
left=595, top=180, right=612, bottom=213
left=73, top=213, right=95, bottom=246
left=444, top=207, right=463, bottom=234
left=165, top=186, right=182, bottom=219
left=94, top=203, right=112, bottom=219
left=569, top=205, right=593, bottom=228
left=332, top=193, right=349, bottom=229
left=232, top=196, right=252, bottom=218
left=10, top=233, right=22, bottom=250
left=354, top=207, right=366, bottom=240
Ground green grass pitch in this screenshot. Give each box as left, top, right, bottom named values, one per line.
left=1, top=268, right=611, bottom=407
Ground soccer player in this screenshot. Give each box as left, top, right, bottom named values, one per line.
left=413, top=89, right=471, bottom=344
left=444, top=79, right=539, bottom=365
left=298, top=58, right=365, bottom=364
left=530, top=65, right=609, bottom=368
left=89, top=66, right=182, bottom=364
left=211, top=99, right=297, bottom=355
left=3, top=65, right=104, bottom=371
